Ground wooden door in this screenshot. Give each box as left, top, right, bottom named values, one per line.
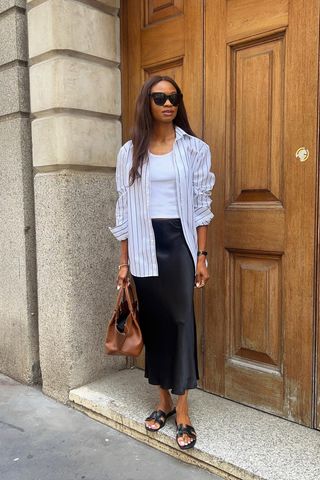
left=204, top=0, right=320, bottom=426
left=121, top=0, right=205, bottom=377
left=121, top=0, right=320, bottom=426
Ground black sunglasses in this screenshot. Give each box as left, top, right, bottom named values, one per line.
left=149, top=92, right=182, bottom=107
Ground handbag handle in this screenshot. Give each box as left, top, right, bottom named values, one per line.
left=113, top=283, right=135, bottom=313
left=113, top=283, right=137, bottom=335
left=114, top=285, right=126, bottom=311
left=124, top=283, right=136, bottom=314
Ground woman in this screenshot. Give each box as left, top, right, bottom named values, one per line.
left=109, top=75, right=215, bottom=450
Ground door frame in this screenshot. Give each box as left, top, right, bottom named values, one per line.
left=314, top=56, right=320, bottom=428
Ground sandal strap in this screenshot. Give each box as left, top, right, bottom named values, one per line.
left=176, top=423, right=197, bottom=439
left=145, top=410, right=166, bottom=427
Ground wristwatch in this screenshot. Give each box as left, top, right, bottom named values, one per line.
left=197, top=251, right=208, bottom=268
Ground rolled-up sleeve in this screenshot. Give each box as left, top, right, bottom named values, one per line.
left=193, top=144, right=215, bottom=228
left=109, top=147, right=129, bottom=241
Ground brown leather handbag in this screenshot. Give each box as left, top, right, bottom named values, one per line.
left=105, top=283, right=143, bottom=357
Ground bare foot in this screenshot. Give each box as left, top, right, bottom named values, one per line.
left=145, top=389, right=174, bottom=430
left=176, top=408, right=196, bottom=447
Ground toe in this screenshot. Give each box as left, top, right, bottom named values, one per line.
left=146, top=419, right=159, bottom=430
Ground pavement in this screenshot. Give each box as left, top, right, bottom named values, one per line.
left=0, top=373, right=221, bottom=480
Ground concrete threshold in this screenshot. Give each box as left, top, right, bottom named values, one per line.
left=69, top=368, right=320, bottom=480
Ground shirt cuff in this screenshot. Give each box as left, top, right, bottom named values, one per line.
left=194, top=210, right=214, bottom=228
left=109, top=223, right=128, bottom=241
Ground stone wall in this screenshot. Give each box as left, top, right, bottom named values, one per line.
left=0, top=1, right=40, bottom=383
left=27, top=0, right=125, bottom=403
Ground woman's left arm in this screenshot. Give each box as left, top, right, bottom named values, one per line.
left=193, top=144, right=215, bottom=288
left=195, top=226, right=209, bottom=288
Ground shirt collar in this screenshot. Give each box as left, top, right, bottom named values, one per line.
left=175, top=125, right=189, bottom=141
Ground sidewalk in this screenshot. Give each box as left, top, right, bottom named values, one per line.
left=0, top=373, right=221, bottom=480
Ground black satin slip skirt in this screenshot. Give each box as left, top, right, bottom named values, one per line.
left=131, top=218, right=199, bottom=395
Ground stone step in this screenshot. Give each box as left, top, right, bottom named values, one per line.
left=69, top=368, right=320, bottom=480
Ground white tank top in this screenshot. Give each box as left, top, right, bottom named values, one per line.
left=148, top=151, right=180, bottom=218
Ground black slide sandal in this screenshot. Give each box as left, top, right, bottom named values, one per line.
left=175, top=422, right=197, bottom=450
left=145, top=408, right=176, bottom=432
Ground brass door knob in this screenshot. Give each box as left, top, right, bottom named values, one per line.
left=295, top=147, right=309, bottom=162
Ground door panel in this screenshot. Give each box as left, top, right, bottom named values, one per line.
left=205, top=0, right=319, bottom=425
left=226, top=0, right=288, bottom=41
left=144, top=0, right=184, bottom=25
left=229, top=36, right=284, bottom=203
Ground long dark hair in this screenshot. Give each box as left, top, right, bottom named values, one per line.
left=129, top=75, right=196, bottom=185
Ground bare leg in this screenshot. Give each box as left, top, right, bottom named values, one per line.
left=145, top=386, right=174, bottom=430
left=176, top=390, right=195, bottom=446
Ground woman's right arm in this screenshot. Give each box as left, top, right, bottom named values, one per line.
left=109, top=147, right=129, bottom=241
left=117, top=239, right=129, bottom=288
left=109, top=146, right=130, bottom=287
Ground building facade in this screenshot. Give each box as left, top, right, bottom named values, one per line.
left=1, top=0, right=320, bottom=432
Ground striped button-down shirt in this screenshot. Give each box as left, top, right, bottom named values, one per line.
left=109, top=126, right=215, bottom=277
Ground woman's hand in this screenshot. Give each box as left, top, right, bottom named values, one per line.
left=117, top=265, right=130, bottom=290
left=195, top=257, right=209, bottom=288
